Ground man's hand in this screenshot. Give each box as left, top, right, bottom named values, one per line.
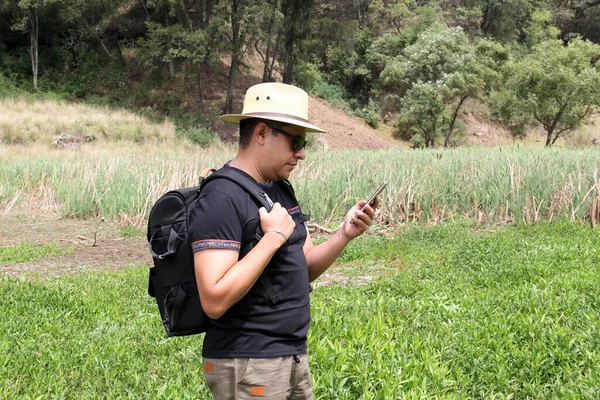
left=342, top=197, right=378, bottom=240
left=258, top=202, right=295, bottom=244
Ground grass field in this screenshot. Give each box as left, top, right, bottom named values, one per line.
left=2, top=99, right=600, bottom=398
left=1, top=221, right=599, bottom=399
left=1, top=146, right=599, bottom=227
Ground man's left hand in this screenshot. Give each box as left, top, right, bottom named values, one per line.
left=341, top=197, right=378, bottom=240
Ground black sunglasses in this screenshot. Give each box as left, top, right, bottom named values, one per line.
left=267, top=123, right=307, bottom=152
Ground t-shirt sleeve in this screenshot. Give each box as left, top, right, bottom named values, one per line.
left=189, top=190, right=244, bottom=253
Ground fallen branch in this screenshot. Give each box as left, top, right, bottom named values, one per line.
left=307, top=222, right=341, bottom=234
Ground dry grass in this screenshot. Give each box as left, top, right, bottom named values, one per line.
left=0, top=98, right=177, bottom=145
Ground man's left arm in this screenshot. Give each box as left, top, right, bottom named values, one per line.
left=303, top=200, right=377, bottom=282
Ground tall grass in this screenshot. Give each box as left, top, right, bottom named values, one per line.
left=2, top=145, right=598, bottom=226
left=1, top=222, right=598, bottom=398
left=0, top=98, right=176, bottom=145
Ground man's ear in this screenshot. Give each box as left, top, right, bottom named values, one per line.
left=254, top=122, right=269, bottom=145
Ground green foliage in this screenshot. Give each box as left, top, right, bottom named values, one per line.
left=0, top=73, right=25, bottom=98
left=312, top=80, right=352, bottom=112
left=454, top=6, right=484, bottom=36
left=523, top=8, right=561, bottom=46
left=293, top=62, right=324, bottom=92
left=311, top=222, right=600, bottom=397
left=356, top=99, right=382, bottom=129
left=367, top=0, right=416, bottom=34
left=2, top=223, right=599, bottom=397
left=180, top=126, right=219, bottom=147
left=0, top=267, right=211, bottom=398
left=396, top=82, right=446, bottom=147
left=383, top=25, right=501, bottom=147
left=496, top=38, right=600, bottom=146
left=0, top=243, right=71, bottom=264
left=0, top=0, right=598, bottom=139
left=473, top=0, right=543, bottom=43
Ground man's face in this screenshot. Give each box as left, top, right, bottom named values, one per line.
left=264, top=123, right=307, bottom=181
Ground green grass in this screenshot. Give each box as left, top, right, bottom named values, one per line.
left=120, top=226, right=145, bottom=238
left=1, top=221, right=599, bottom=398
left=0, top=243, right=71, bottom=264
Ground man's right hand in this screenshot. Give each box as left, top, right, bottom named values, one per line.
left=258, top=202, right=295, bottom=244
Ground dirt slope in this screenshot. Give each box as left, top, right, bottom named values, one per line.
left=307, top=97, right=397, bottom=150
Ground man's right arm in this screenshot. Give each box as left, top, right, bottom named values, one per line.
left=194, top=203, right=294, bottom=319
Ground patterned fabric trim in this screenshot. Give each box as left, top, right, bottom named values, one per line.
left=288, top=206, right=301, bottom=215
left=192, top=239, right=241, bottom=252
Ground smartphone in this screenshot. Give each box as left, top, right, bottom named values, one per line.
left=359, top=181, right=388, bottom=212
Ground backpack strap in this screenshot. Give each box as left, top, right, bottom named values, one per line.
left=200, top=167, right=280, bottom=304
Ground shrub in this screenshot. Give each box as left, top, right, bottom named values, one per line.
left=357, top=99, right=381, bottom=128
left=181, top=126, right=219, bottom=147
left=294, top=62, right=323, bottom=92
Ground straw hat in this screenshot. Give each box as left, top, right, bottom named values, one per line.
left=220, top=83, right=326, bottom=133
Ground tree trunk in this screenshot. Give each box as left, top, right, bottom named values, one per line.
left=141, top=0, right=150, bottom=22
left=261, top=5, right=279, bottom=82
left=166, top=13, right=175, bottom=79
left=543, top=104, right=567, bottom=146
left=196, top=63, right=204, bottom=114
left=224, top=0, right=241, bottom=114
left=28, top=7, right=39, bottom=90
left=281, top=0, right=312, bottom=84
left=444, top=95, right=468, bottom=148
left=225, top=57, right=238, bottom=114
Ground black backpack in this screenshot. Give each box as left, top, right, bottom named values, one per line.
left=147, top=167, right=290, bottom=337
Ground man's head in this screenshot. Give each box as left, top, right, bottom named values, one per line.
left=221, top=83, right=324, bottom=181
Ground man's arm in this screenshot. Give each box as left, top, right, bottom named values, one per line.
left=194, top=203, right=295, bottom=319
left=303, top=201, right=376, bottom=282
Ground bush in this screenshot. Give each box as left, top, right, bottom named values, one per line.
left=357, top=99, right=381, bottom=128
left=312, top=81, right=352, bottom=112
left=181, top=126, right=219, bottom=147
left=294, top=62, right=323, bottom=92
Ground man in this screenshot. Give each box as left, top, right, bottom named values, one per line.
left=190, top=82, right=378, bottom=399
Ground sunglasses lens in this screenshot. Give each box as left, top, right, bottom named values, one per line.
left=269, top=124, right=306, bottom=152
left=293, top=138, right=305, bottom=152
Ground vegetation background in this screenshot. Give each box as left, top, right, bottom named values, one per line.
left=2, top=0, right=600, bottom=398
left=1, top=0, right=600, bottom=147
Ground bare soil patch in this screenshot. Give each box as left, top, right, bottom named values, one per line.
left=0, top=211, right=372, bottom=287
left=0, top=212, right=152, bottom=277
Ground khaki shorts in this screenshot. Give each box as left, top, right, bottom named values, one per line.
left=203, top=352, right=313, bottom=400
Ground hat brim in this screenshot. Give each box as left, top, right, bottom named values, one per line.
left=220, top=114, right=326, bottom=133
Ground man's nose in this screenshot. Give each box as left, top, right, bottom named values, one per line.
left=294, top=147, right=306, bottom=160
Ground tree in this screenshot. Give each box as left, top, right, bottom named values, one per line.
left=254, top=1, right=283, bottom=82
left=381, top=25, right=502, bottom=147
left=280, top=0, right=312, bottom=84
left=218, top=0, right=261, bottom=114
left=496, top=38, right=600, bottom=146
left=11, top=0, right=62, bottom=89
left=398, top=82, right=446, bottom=148
left=367, top=0, right=416, bottom=34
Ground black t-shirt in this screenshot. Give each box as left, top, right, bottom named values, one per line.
left=189, top=165, right=311, bottom=358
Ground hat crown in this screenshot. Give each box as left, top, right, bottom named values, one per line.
left=220, top=82, right=326, bottom=133
left=242, top=83, right=309, bottom=121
